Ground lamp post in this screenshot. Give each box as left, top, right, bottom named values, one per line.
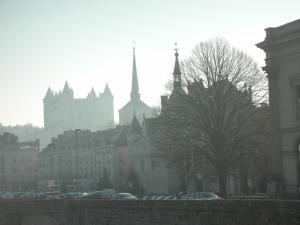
left=75, top=129, right=81, bottom=197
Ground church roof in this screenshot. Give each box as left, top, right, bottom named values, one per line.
left=129, top=113, right=143, bottom=135
left=119, top=98, right=151, bottom=112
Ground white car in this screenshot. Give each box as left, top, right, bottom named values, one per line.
left=112, top=193, right=137, bottom=200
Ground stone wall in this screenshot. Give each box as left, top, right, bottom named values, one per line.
left=0, top=200, right=299, bottom=225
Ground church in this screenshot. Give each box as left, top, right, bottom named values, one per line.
left=119, top=48, right=154, bottom=125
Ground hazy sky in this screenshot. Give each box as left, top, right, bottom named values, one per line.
left=0, top=0, right=299, bottom=127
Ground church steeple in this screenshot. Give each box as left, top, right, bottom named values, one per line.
left=130, top=47, right=140, bottom=102
left=173, top=44, right=182, bottom=92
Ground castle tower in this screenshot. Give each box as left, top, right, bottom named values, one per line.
left=43, top=87, right=54, bottom=129
left=101, top=84, right=114, bottom=128
left=119, top=48, right=154, bottom=125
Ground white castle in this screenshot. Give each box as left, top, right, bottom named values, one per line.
left=43, top=82, right=114, bottom=133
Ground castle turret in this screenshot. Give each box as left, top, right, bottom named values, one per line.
left=103, top=83, right=113, bottom=97
left=88, top=88, right=97, bottom=99
left=62, top=81, right=73, bottom=98
left=101, top=83, right=114, bottom=128
left=44, top=87, right=53, bottom=100
left=43, top=87, right=54, bottom=129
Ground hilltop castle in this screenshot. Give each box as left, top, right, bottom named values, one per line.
left=43, top=82, right=114, bottom=133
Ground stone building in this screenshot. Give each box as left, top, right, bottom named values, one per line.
left=127, top=115, right=180, bottom=194
left=119, top=48, right=154, bottom=125
left=257, top=19, right=300, bottom=197
left=43, top=82, right=114, bottom=133
left=0, top=132, right=39, bottom=192
left=38, top=126, right=129, bottom=192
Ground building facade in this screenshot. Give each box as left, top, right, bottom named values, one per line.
left=119, top=48, right=154, bottom=125
left=38, top=127, right=129, bottom=192
left=0, top=132, right=39, bottom=192
left=43, top=82, right=114, bottom=133
left=257, top=19, right=300, bottom=197
left=127, top=115, right=180, bottom=194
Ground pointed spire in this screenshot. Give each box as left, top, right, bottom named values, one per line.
left=173, top=43, right=182, bottom=92
left=103, top=83, right=113, bottom=96
left=129, top=112, right=142, bottom=135
left=62, top=80, right=73, bottom=97
left=63, top=81, right=70, bottom=92
left=44, top=86, right=53, bottom=99
left=130, top=47, right=140, bottom=101
left=88, top=87, right=97, bottom=98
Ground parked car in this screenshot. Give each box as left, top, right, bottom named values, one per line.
left=112, top=193, right=137, bottom=200
left=101, top=189, right=116, bottom=199
left=180, top=192, right=223, bottom=200
left=82, top=191, right=104, bottom=199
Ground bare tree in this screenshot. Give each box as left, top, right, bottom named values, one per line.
left=153, top=39, right=268, bottom=196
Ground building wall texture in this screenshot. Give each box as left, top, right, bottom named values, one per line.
left=0, top=133, right=39, bottom=192
left=257, top=19, right=300, bottom=196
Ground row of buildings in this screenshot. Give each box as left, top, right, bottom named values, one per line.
left=1, top=48, right=256, bottom=194
left=0, top=48, right=181, bottom=194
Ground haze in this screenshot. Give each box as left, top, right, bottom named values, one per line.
left=0, top=0, right=299, bottom=126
